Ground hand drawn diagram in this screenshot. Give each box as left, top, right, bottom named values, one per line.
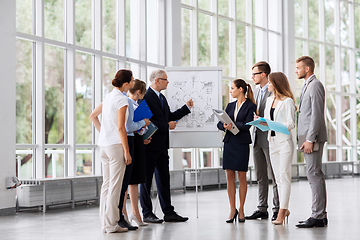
left=166, top=70, right=220, bottom=132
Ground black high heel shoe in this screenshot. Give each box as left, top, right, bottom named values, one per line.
left=238, top=211, right=245, bottom=223
left=226, top=209, right=238, bottom=223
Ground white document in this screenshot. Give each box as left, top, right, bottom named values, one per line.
left=212, top=109, right=239, bottom=135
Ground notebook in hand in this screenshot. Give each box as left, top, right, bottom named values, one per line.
left=298, top=135, right=319, bottom=152
left=142, top=122, right=158, bottom=140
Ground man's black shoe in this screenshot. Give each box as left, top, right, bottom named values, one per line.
left=245, top=210, right=269, bottom=220
left=271, top=212, right=278, bottom=221
left=164, top=212, right=189, bottom=222
left=296, top=217, right=325, bottom=228
left=298, top=217, right=328, bottom=226
left=143, top=213, right=164, bottom=224
left=118, top=219, right=138, bottom=230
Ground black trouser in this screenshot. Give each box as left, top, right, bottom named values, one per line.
left=118, top=136, right=134, bottom=222
left=139, top=149, right=174, bottom=217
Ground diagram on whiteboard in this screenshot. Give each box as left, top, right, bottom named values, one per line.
left=166, top=70, right=221, bottom=132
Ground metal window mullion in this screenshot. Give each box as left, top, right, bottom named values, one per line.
left=349, top=2, right=357, bottom=161
left=93, top=0, right=102, bottom=175
left=66, top=0, right=76, bottom=177
left=229, top=0, right=236, bottom=78
left=303, top=0, right=309, bottom=54
left=34, top=0, right=45, bottom=179
left=246, top=0, right=253, bottom=78
left=139, top=0, right=147, bottom=63
left=263, top=0, right=269, bottom=61
left=117, top=0, right=126, bottom=56
left=319, top=0, right=326, bottom=84
left=334, top=0, right=342, bottom=162
left=211, top=0, right=218, bottom=66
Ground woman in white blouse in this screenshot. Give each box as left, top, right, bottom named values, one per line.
left=90, top=69, right=133, bottom=233
left=262, top=72, right=296, bottom=225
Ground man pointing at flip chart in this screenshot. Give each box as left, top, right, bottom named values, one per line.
left=140, top=69, right=193, bottom=223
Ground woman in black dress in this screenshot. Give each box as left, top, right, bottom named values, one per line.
left=126, top=79, right=151, bottom=226
left=217, top=79, right=256, bottom=223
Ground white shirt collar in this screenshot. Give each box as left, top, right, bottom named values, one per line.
left=150, top=86, right=161, bottom=98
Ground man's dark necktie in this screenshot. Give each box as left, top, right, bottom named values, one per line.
left=159, top=93, right=165, bottom=110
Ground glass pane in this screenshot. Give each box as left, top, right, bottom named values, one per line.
left=356, top=51, right=360, bottom=94
left=355, top=6, right=360, bottom=49
left=342, top=96, right=351, bottom=146
left=202, top=150, right=212, bottom=167
left=16, top=39, right=33, bottom=144
left=295, top=39, right=303, bottom=61
left=75, top=52, right=93, bottom=144
left=45, top=149, right=65, bottom=178
left=268, top=0, right=280, bottom=32
left=44, top=0, right=64, bottom=42
left=218, top=19, right=230, bottom=76
left=16, top=0, right=33, bottom=34
left=325, top=0, right=335, bottom=43
left=182, top=0, right=191, bottom=5
left=253, top=28, right=264, bottom=63
left=253, top=0, right=264, bottom=27
left=218, top=0, right=229, bottom=16
left=326, top=94, right=336, bottom=145
left=198, top=13, right=211, bottom=66
left=222, top=80, right=230, bottom=109
left=181, top=8, right=191, bottom=66
left=236, top=24, right=246, bottom=78
left=309, top=42, right=320, bottom=79
left=126, top=0, right=140, bottom=59
left=341, top=48, right=350, bottom=93
left=340, top=2, right=350, bottom=47
left=328, top=149, right=336, bottom=162
left=16, top=150, right=33, bottom=179
left=76, top=149, right=92, bottom=176
left=75, top=0, right=92, bottom=48
left=103, top=0, right=116, bottom=53
left=236, top=0, right=246, bottom=22
left=325, top=45, right=335, bottom=91
left=308, top=0, right=319, bottom=40
left=103, top=58, right=117, bottom=97
left=294, top=0, right=303, bottom=37
left=269, top=33, right=280, bottom=72
left=44, top=45, right=65, bottom=145
left=182, top=150, right=191, bottom=168
left=198, top=0, right=211, bottom=12
left=147, top=0, right=159, bottom=64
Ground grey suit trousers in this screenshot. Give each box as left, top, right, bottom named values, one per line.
left=304, top=142, right=327, bottom=219
left=253, top=139, right=280, bottom=213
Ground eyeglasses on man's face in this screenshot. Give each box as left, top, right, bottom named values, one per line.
left=252, top=72, right=263, bottom=76
left=158, top=78, right=168, bottom=81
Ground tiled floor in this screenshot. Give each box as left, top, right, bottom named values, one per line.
left=1, top=177, right=359, bottom=240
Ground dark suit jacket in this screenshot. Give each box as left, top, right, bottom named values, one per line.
left=217, top=99, right=257, bottom=144
left=144, top=87, right=191, bottom=151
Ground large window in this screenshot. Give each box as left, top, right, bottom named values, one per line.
left=16, top=0, right=166, bottom=179
left=295, top=0, right=360, bottom=162
left=181, top=0, right=283, bottom=167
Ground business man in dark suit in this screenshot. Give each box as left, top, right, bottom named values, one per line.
left=295, top=56, right=328, bottom=228
left=246, top=61, right=280, bottom=221
left=140, top=69, right=193, bottom=223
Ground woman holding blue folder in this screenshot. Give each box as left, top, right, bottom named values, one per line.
left=260, top=72, right=296, bottom=225
left=217, top=79, right=256, bottom=223
left=122, top=79, right=152, bottom=227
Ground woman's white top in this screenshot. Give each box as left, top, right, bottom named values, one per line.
left=98, top=88, right=129, bottom=147
left=234, top=100, right=245, bottom=119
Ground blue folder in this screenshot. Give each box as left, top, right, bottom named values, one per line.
left=133, top=100, right=153, bottom=122
left=246, top=117, right=290, bottom=135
